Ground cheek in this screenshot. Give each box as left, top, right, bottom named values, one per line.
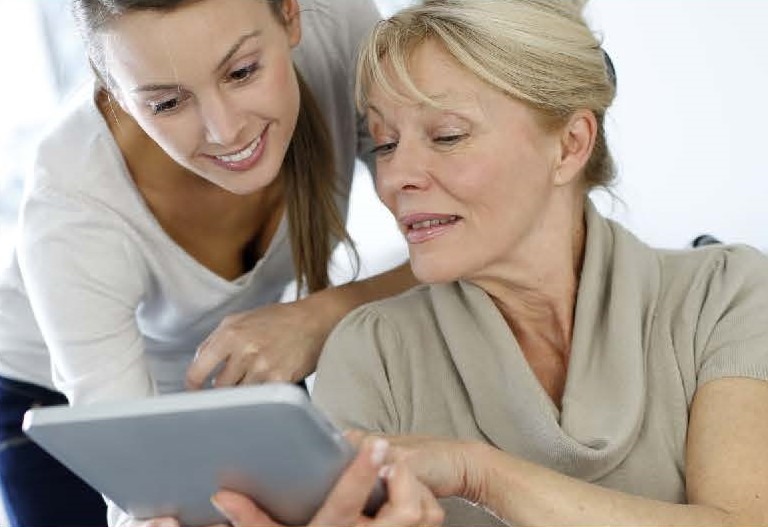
left=267, top=56, right=299, bottom=114
left=373, top=168, right=397, bottom=213
left=132, top=112, right=198, bottom=160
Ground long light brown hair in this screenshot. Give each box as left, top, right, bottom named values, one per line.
left=72, top=0, right=354, bottom=293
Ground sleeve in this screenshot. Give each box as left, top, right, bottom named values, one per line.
left=694, top=245, right=768, bottom=386
left=17, top=184, right=155, bottom=405
left=311, top=304, right=401, bottom=434
left=344, top=0, right=380, bottom=176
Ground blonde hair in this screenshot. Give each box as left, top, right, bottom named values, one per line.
left=357, top=0, right=617, bottom=190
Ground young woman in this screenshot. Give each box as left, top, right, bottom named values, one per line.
left=0, top=1, right=416, bottom=525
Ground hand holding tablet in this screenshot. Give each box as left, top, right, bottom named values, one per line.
left=22, top=383, right=386, bottom=526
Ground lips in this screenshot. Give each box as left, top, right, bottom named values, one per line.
left=400, top=213, right=462, bottom=244
left=204, top=126, right=268, bottom=172
left=214, top=135, right=262, bottom=163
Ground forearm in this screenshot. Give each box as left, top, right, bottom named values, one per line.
left=468, top=443, right=736, bottom=527
left=304, top=262, right=416, bottom=335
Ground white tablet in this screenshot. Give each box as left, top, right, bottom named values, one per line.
left=22, top=383, right=383, bottom=526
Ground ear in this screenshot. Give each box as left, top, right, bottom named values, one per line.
left=282, top=0, right=302, bottom=48
left=553, top=109, right=598, bottom=187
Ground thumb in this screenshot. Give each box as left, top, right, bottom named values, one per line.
left=211, top=490, right=279, bottom=527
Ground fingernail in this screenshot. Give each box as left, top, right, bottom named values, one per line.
left=210, top=494, right=232, bottom=519
left=378, top=464, right=393, bottom=479
left=370, top=438, right=389, bottom=466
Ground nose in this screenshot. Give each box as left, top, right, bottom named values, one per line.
left=375, top=139, right=431, bottom=198
left=200, top=92, right=244, bottom=146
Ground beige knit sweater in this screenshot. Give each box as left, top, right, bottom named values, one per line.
left=313, top=201, right=768, bottom=526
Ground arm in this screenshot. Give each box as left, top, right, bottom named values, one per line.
left=186, top=262, right=416, bottom=388
left=18, top=186, right=153, bottom=405
left=388, top=377, right=768, bottom=526
left=20, top=186, right=155, bottom=527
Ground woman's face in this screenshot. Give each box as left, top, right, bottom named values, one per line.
left=367, top=40, right=567, bottom=284
left=102, top=0, right=301, bottom=195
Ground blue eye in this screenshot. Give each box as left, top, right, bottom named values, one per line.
left=228, top=62, right=260, bottom=82
left=370, top=142, right=397, bottom=157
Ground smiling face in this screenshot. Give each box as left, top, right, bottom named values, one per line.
left=368, top=39, right=576, bottom=285
left=100, top=0, right=301, bottom=195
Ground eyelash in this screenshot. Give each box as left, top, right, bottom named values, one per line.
left=371, top=142, right=397, bottom=156
left=146, top=62, right=261, bottom=115
left=226, top=62, right=260, bottom=83
left=148, top=92, right=189, bottom=115
left=370, top=134, right=467, bottom=157
left=435, top=134, right=466, bottom=146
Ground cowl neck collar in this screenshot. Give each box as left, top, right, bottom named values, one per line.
left=430, top=200, right=660, bottom=480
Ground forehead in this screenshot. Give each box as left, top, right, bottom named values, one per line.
left=100, top=0, right=277, bottom=83
left=368, top=40, right=500, bottom=117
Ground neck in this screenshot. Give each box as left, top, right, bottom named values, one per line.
left=473, top=193, right=587, bottom=355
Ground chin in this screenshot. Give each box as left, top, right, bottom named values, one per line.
left=410, top=259, right=462, bottom=285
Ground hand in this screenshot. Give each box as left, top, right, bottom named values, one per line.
left=111, top=515, right=213, bottom=527
left=349, top=431, right=484, bottom=503
left=211, top=436, right=444, bottom=527
left=186, top=300, right=329, bottom=389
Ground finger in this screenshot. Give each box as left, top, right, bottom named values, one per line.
left=343, top=429, right=367, bottom=448
left=369, top=463, right=442, bottom=527
left=211, top=490, right=280, bottom=527
left=140, top=518, right=179, bottom=527
left=212, top=352, right=250, bottom=388
left=311, top=437, right=389, bottom=526
left=186, top=340, right=230, bottom=390
left=241, top=354, right=274, bottom=385
left=421, top=484, right=446, bottom=527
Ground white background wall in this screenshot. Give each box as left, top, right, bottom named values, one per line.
left=586, top=0, right=768, bottom=251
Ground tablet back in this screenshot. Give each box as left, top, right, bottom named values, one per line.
left=23, top=383, right=353, bottom=526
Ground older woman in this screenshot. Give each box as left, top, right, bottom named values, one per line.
left=213, top=0, right=768, bottom=525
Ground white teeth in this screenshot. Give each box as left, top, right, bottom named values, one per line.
left=215, top=136, right=261, bottom=163
left=410, top=216, right=458, bottom=230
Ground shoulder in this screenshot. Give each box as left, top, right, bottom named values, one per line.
left=295, top=0, right=379, bottom=69
left=656, top=244, right=768, bottom=308
left=298, top=0, right=379, bottom=48
left=321, top=281, right=478, bottom=366
left=322, top=284, right=447, bottom=354
left=653, top=244, right=768, bottom=384
left=30, top=85, right=121, bottom=195
left=330, top=283, right=438, bottom=341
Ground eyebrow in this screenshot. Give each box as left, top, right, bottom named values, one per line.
left=131, top=30, right=262, bottom=94
left=215, top=30, right=262, bottom=71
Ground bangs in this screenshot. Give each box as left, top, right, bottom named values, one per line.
left=355, top=16, right=448, bottom=112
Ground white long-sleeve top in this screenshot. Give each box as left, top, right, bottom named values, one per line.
left=0, top=0, right=379, bottom=406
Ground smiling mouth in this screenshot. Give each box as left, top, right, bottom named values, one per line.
left=407, top=215, right=461, bottom=231
left=214, top=135, right=263, bottom=163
